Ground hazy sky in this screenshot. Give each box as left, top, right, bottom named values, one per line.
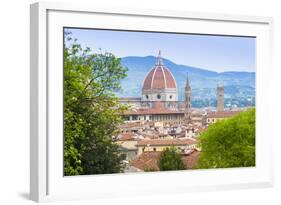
left=66, top=28, right=256, bottom=73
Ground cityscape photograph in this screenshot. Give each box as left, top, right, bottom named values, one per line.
left=63, top=28, right=256, bottom=176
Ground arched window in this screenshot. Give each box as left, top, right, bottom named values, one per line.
left=157, top=94, right=161, bottom=99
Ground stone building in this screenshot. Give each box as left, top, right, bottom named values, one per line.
left=184, top=74, right=192, bottom=123
left=120, top=51, right=201, bottom=125
left=136, top=138, right=198, bottom=155
left=216, top=84, right=224, bottom=112
left=206, top=110, right=242, bottom=125
left=119, top=51, right=238, bottom=128
left=115, top=51, right=250, bottom=172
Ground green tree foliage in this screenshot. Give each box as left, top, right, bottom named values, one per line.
left=144, top=167, right=157, bottom=172
left=198, top=109, right=255, bottom=169
left=158, top=147, right=185, bottom=171
left=63, top=31, right=128, bottom=175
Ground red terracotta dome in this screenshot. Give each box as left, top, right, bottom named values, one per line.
left=143, top=51, right=177, bottom=90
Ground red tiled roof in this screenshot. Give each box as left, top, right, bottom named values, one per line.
left=119, top=122, right=142, bottom=129
left=181, top=150, right=201, bottom=169
left=207, top=110, right=242, bottom=118
left=136, top=138, right=197, bottom=146
left=118, top=132, right=135, bottom=141
left=122, top=107, right=183, bottom=116
left=129, top=151, right=161, bottom=171
left=129, top=150, right=200, bottom=171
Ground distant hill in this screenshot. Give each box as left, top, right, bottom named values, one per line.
left=116, top=56, right=255, bottom=106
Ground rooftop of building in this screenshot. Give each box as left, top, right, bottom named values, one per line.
left=118, top=121, right=143, bottom=129
left=207, top=110, right=242, bottom=118
left=122, top=101, right=184, bottom=116
left=117, top=132, right=138, bottom=141
left=129, top=149, right=200, bottom=171
left=119, top=97, right=142, bottom=102
left=136, top=138, right=197, bottom=147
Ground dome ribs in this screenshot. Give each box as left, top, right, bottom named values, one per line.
left=142, top=51, right=177, bottom=91
left=152, top=66, right=166, bottom=89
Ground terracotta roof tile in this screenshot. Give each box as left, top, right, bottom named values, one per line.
left=129, top=150, right=200, bottom=171
left=122, top=107, right=183, bottom=115
left=136, top=138, right=197, bottom=146
left=207, top=110, right=242, bottom=118
left=119, top=122, right=142, bottom=128
left=117, top=132, right=135, bottom=141
left=129, top=151, right=161, bottom=171
left=181, top=150, right=201, bottom=169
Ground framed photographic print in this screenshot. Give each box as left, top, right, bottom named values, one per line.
left=30, top=2, right=274, bottom=202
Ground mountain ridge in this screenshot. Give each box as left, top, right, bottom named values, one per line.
left=116, top=55, right=255, bottom=107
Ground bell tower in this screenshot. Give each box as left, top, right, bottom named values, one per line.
left=184, top=73, right=192, bottom=123
left=216, top=84, right=224, bottom=112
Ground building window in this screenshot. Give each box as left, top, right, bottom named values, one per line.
left=153, top=148, right=156, bottom=151
left=157, top=94, right=161, bottom=99
left=146, top=95, right=149, bottom=99
left=169, top=95, right=173, bottom=99
left=123, top=116, right=130, bottom=121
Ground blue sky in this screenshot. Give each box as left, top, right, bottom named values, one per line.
left=65, top=28, right=256, bottom=73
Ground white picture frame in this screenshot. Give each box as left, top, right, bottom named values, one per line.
left=30, top=1, right=274, bottom=202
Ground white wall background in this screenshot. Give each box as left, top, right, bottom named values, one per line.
left=0, top=0, right=280, bottom=204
